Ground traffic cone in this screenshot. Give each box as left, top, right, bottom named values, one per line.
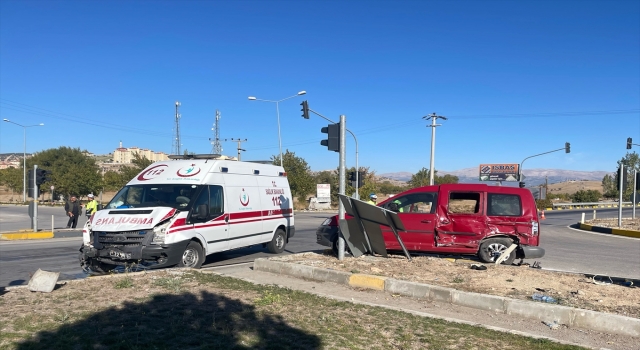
left=540, top=210, right=546, bottom=220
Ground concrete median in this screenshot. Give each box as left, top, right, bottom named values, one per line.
left=254, top=257, right=640, bottom=337
left=579, top=222, right=640, bottom=239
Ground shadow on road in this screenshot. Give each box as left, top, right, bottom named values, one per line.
left=17, top=290, right=322, bottom=349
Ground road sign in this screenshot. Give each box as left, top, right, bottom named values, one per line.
left=479, top=164, right=519, bottom=182
left=317, top=184, right=331, bottom=203
left=50, top=185, right=54, bottom=190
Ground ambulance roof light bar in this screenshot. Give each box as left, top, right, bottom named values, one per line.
left=168, top=154, right=238, bottom=160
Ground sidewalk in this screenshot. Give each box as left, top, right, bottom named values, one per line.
left=206, top=261, right=638, bottom=350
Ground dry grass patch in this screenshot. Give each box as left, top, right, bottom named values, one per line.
left=0, top=270, right=584, bottom=350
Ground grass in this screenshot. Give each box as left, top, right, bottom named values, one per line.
left=113, top=275, right=134, bottom=289
left=0, top=271, right=587, bottom=350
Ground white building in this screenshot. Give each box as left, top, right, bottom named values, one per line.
left=112, top=142, right=169, bottom=164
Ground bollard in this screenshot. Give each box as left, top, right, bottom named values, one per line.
left=581, top=212, right=585, bottom=224
left=593, top=209, right=596, bottom=220
left=51, top=215, right=54, bottom=232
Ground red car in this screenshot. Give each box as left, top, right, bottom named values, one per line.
left=316, top=183, right=544, bottom=265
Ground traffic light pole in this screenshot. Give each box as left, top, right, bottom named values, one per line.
left=633, top=169, right=637, bottom=220
left=33, top=165, right=38, bottom=232
left=337, top=115, right=347, bottom=260
left=518, top=144, right=570, bottom=183
left=618, top=163, right=623, bottom=228
left=308, top=107, right=360, bottom=200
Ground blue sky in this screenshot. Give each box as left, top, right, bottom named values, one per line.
left=1, top=0, right=638, bottom=175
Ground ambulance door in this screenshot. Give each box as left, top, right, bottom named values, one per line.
left=190, top=185, right=229, bottom=254
left=226, top=175, right=263, bottom=249
left=258, top=175, right=292, bottom=241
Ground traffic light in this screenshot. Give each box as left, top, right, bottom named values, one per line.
left=565, top=142, right=570, bottom=153
left=357, top=171, right=365, bottom=188
left=627, top=137, right=633, bottom=150
left=519, top=182, right=526, bottom=188
left=320, top=123, right=340, bottom=152
left=617, top=166, right=628, bottom=191
left=35, top=169, right=52, bottom=186
left=27, top=169, right=34, bottom=193
left=348, top=171, right=355, bottom=187
left=300, top=100, right=309, bottom=119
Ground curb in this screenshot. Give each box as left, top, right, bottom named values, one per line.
left=253, top=258, right=640, bottom=337
left=0, top=232, right=54, bottom=240
left=578, top=223, right=640, bottom=239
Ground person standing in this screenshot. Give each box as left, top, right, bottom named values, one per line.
left=65, top=196, right=81, bottom=228
left=85, top=194, right=98, bottom=219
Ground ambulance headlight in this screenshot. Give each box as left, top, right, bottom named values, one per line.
left=152, top=222, right=170, bottom=244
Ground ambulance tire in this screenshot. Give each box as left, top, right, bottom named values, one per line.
left=267, top=228, right=287, bottom=254
left=178, top=241, right=205, bottom=268
left=478, top=237, right=516, bottom=265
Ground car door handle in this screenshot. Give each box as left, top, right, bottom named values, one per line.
left=225, top=215, right=229, bottom=223
left=421, top=220, right=431, bottom=223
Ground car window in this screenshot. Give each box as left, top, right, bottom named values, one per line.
left=192, top=185, right=224, bottom=218
left=487, top=193, right=522, bottom=216
left=383, top=192, right=437, bottom=213
left=448, top=192, right=481, bottom=214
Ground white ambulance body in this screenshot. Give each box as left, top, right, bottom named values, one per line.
left=79, top=155, right=294, bottom=271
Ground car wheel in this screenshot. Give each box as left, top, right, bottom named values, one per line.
left=267, top=228, right=287, bottom=254
left=178, top=241, right=205, bottom=268
left=478, top=237, right=516, bottom=265
left=331, top=234, right=351, bottom=256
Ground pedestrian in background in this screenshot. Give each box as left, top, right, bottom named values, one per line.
left=65, top=196, right=80, bottom=228
left=85, top=194, right=98, bottom=219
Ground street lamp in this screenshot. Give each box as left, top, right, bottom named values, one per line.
left=248, top=91, right=307, bottom=166
left=2, top=119, right=44, bottom=202
left=423, top=113, right=447, bottom=186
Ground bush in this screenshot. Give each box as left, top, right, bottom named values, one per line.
left=535, top=199, right=552, bottom=210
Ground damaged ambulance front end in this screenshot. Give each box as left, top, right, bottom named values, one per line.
left=79, top=183, right=201, bottom=273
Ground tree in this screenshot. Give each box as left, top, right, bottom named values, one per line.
left=272, top=150, right=315, bottom=203
left=27, top=147, right=102, bottom=199
left=0, top=167, right=23, bottom=193
left=437, top=174, right=459, bottom=185
left=408, top=168, right=430, bottom=188
left=103, top=170, right=125, bottom=192
left=572, top=190, right=601, bottom=203
left=601, top=173, right=617, bottom=198
left=615, top=152, right=639, bottom=201
left=120, top=152, right=154, bottom=184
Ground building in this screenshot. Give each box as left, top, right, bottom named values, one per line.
left=0, top=153, right=27, bottom=170
left=112, top=141, right=169, bottom=164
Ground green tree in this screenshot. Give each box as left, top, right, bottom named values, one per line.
left=27, top=147, right=102, bottom=199
left=601, top=174, right=617, bottom=198
left=615, top=152, right=639, bottom=201
left=437, top=174, right=459, bottom=184
left=0, top=167, right=23, bottom=194
left=379, top=181, right=407, bottom=195
left=103, top=170, right=125, bottom=192
left=272, top=150, right=315, bottom=203
left=119, top=152, right=154, bottom=183
left=408, top=168, right=430, bottom=188
left=572, top=190, right=601, bottom=203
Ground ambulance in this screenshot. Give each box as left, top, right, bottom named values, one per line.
left=79, top=155, right=295, bottom=272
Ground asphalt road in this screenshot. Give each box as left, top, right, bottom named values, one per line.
left=0, top=207, right=638, bottom=288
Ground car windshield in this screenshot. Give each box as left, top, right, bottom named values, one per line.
left=107, top=184, right=202, bottom=210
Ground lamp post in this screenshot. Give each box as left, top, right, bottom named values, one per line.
left=248, top=91, right=306, bottom=166
left=2, top=119, right=44, bottom=202
left=423, top=113, right=447, bottom=185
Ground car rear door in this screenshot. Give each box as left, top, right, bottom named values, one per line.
left=435, top=189, right=487, bottom=252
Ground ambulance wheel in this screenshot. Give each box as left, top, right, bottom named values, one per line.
left=178, top=241, right=205, bottom=268
left=267, top=228, right=286, bottom=254
left=478, top=237, right=516, bottom=265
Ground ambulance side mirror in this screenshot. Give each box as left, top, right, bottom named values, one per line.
left=196, top=204, right=208, bottom=218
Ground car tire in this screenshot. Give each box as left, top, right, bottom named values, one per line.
left=178, top=241, right=205, bottom=268
left=478, top=237, right=516, bottom=265
left=267, top=228, right=287, bottom=254
left=331, top=233, right=351, bottom=256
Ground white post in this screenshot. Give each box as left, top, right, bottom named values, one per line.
left=580, top=212, right=585, bottom=224
left=51, top=215, right=54, bottom=232
left=633, top=169, right=637, bottom=220
left=338, top=115, right=347, bottom=261
left=593, top=209, right=596, bottom=220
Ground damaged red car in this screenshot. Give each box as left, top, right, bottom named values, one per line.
left=316, top=183, right=544, bottom=264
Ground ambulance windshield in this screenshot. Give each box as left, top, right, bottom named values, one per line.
left=107, top=184, right=201, bottom=210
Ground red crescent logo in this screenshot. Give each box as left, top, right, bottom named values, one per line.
left=137, top=164, right=168, bottom=181
left=240, top=189, right=250, bottom=207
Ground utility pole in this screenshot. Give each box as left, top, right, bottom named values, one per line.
left=230, top=138, right=248, bottom=160
left=210, top=110, right=225, bottom=155
left=173, top=101, right=182, bottom=155
left=423, top=113, right=447, bottom=185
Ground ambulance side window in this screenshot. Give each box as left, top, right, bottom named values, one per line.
left=192, top=186, right=224, bottom=221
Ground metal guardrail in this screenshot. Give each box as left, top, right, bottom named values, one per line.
left=551, top=201, right=636, bottom=209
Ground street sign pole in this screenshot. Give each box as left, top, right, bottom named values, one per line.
left=33, top=165, right=38, bottom=232
left=618, top=164, right=623, bottom=227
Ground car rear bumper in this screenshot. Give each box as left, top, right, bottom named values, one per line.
left=518, top=245, right=545, bottom=259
